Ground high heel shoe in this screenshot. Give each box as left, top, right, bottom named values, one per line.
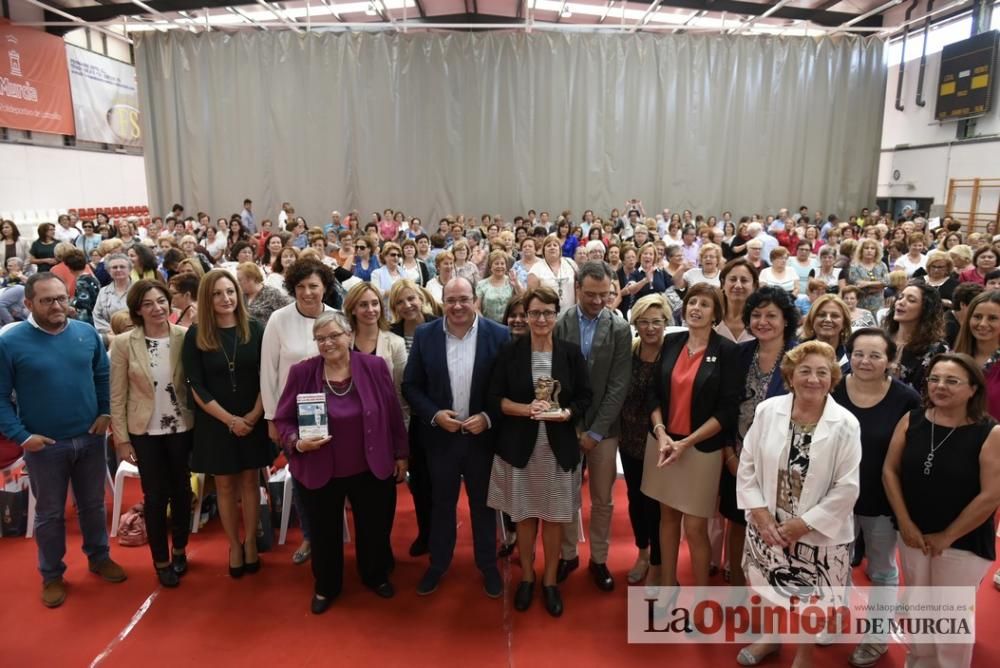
left=229, top=545, right=245, bottom=579
left=243, top=543, right=261, bottom=575
left=736, top=643, right=779, bottom=666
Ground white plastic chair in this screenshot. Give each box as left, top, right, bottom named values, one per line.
left=191, top=473, right=206, bottom=533
left=276, top=465, right=349, bottom=544
left=109, top=461, right=140, bottom=537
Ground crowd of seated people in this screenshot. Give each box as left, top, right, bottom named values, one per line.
left=1, top=198, right=998, bottom=668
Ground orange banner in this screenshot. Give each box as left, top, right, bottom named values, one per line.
left=1, top=25, right=75, bottom=135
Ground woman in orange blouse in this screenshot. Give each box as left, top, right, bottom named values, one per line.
left=641, top=283, right=740, bottom=588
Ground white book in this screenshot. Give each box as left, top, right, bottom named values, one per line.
left=297, top=393, right=329, bottom=439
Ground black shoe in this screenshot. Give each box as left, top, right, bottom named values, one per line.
left=311, top=594, right=333, bottom=615
left=156, top=565, right=179, bottom=588
left=498, top=541, right=517, bottom=558
left=589, top=560, right=614, bottom=591
left=171, top=552, right=188, bottom=577
left=542, top=585, right=563, bottom=617
left=514, top=580, right=535, bottom=611
left=416, top=568, right=443, bottom=596
left=556, top=556, right=579, bottom=584
left=409, top=537, right=429, bottom=557
left=483, top=567, right=503, bottom=599
left=371, top=581, right=395, bottom=599
left=243, top=544, right=261, bottom=575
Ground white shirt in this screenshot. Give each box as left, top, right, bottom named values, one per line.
left=528, top=259, right=577, bottom=313
left=264, top=272, right=288, bottom=294
left=260, top=301, right=334, bottom=419
left=758, top=267, right=798, bottom=293
left=144, top=336, right=186, bottom=435
left=681, top=267, right=721, bottom=288
left=54, top=224, right=80, bottom=242
left=444, top=316, right=479, bottom=421
left=893, top=253, right=927, bottom=278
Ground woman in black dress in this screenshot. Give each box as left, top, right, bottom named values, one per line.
left=182, top=270, right=273, bottom=578
left=883, top=353, right=1000, bottom=668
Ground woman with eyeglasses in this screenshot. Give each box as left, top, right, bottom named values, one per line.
left=370, top=243, right=405, bottom=297
left=451, top=240, right=481, bottom=287
left=829, top=328, right=921, bottom=666
left=643, top=284, right=740, bottom=591
left=619, top=294, right=668, bottom=586
left=487, top=286, right=592, bottom=617
left=883, top=353, right=1000, bottom=668
left=352, top=239, right=379, bottom=282
left=93, top=252, right=133, bottom=342
left=914, top=250, right=958, bottom=309
left=261, top=259, right=337, bottom=566
left=526, top=235, right=577, bottom=314
left=74, top=220, right=102, bottom=258
left=273, top=311, right=408, bottom=614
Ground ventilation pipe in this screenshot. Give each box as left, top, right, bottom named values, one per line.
left=895, top=0, right=921, bottom=111
left=916, top=0, right=934, bottom=106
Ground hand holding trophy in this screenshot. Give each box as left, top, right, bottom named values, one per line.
left=531, top=376, right=570, bottom=422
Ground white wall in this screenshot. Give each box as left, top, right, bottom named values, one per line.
left=0, top=143, right=148, bottom=217
left=878, top=29, right=1000, bottom=206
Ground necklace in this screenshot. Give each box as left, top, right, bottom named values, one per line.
left=218, top=329, right=239, bottom=392
left=924, top=411, right=958, bottom=476
left=324, top=375, right=353, bottom=397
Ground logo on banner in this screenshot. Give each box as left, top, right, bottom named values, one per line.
left=8, top=50, right=21, bottom=77
left=107, top=103, right=141, bottom=142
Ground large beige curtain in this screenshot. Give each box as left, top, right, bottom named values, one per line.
left=136, top=31, right=886, bottom=224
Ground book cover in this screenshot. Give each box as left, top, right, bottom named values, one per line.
left=297, top=393, right=329, bottom=439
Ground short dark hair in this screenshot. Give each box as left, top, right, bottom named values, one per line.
left=845, top=327, right=898, bottom=361
left=923, top=352, right=993, bottom=423
left=284, top=258, right=335, bottom=296
left=985, top=269, right=1000, bottom=282
left=953, top=282, right=985, bottom=308
left=243, top=198, right=252, bottom=206
left=168, top=272, right=200, bottom=298
left=743, top=285, right=800, bottom=345
left=576, top=261, right=614, bottom=287
left=162, top=248, right=185, bottom=269
left=63, top=249, right=87, bottom=271
left=522, top=286, right=560, bottom=312
left=229, top=241, right=252, bottom=262
left=127, top=279, right=171, bottom=327
left=683, top=283, right=724, bottom=324
left=25, top=272, right=65, bottom=300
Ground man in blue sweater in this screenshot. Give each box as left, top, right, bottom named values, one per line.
left=0, top=273, right=126, bottom=608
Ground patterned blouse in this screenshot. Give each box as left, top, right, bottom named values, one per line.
left=247, top=285, right=292, bottom=326
left=619, top=353, right=659, bottom=460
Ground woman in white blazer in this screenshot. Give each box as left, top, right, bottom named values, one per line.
left=109, top=280, right=194, bottom=589
left=736, top=340, right=862, bottom=667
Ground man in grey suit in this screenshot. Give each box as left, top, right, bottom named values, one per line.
left=554, top=261, right=632, bottom=591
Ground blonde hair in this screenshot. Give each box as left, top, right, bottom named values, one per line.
left=699, top=242, right=722, bottom=263
left=54, top=241, right=76, bottom=262
left=887, top=270, right=908, bottom=291
left=177, top=257, right=205, bottom=279
left=769, top=246, right=789, bottom=261
left=237, top=261, right=264, bottom=283
left=925, top=250, right=953, bottom=272
left=195, top=270, right=251, bottom=351
left=780, top=340, right=842, bottom=390
left=629, top=293, right=669, bottom=352
left=343, top=281, right=389, bottom=331
left=388, top=278, right=432, bottom=321
left=801, top=295, right=851, bottom=343
left=487, top=249, right=510, bottom=271
left=852, top=239, right=879, bottom=263
left=97, top=238, right=124, bottom=256
left=109, top=309, right=134, bottom=335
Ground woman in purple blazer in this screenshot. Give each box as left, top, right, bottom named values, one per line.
left=274, top=311, right=408, bottom=615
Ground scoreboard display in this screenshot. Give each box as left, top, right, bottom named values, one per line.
left=935, top=30, right=998, bottom=122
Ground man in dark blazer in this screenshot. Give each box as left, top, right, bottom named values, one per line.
left=554, top=261, right=632, bottom=591
left=402, top=277, right=509, bottom=598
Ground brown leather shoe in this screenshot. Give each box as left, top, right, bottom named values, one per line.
left=42, top=578, right=66, bottom=608
left=89, top=559, right=128, bottom=583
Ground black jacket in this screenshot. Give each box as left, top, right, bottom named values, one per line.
left=488, top=336, right=592, bottom=472
left=648, top=330, right=740, bottom=452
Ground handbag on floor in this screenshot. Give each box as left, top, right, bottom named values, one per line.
left=0, top=475, right=29, bottom=537
left=118, top=503, right=148, bottom=547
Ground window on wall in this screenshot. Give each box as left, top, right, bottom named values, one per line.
left=887, top=2, right=1000, bottom=67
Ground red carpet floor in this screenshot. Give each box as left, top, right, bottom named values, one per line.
left=2, top=478, right=999, bottom=667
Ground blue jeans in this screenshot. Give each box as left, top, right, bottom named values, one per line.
left=24, top=434, right=110, bottom=582
left=855, top=514, right=899, bottom=643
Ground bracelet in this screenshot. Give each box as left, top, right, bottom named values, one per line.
left=294, top=440, right=304, bottom=453
left=726, top=454, right=738, bottom=464
left=652, top=423, right=666, bottom=434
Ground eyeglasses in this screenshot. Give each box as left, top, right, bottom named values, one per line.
left=444, top=296, right=474, bottom=306
left=635, top=318, right=666, bottom=329
left=36, top=296, right=69, bottom=306
left=527, top=309, right=558, bottom=320
left=927, top=376, right=967, bottom=388
left=315, top=332, right=349, bottom=344
left=386, top=253, right=399, bottom=258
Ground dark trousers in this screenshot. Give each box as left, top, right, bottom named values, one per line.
left=620, top=451, right=662, bottom=566
left=298, top=471, right=396, bottom=598
left=130, top=432, right=193, bottom=565
left=407, top=424, right=433, bottom=541
left=427, top=434, right=496, bottom=573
